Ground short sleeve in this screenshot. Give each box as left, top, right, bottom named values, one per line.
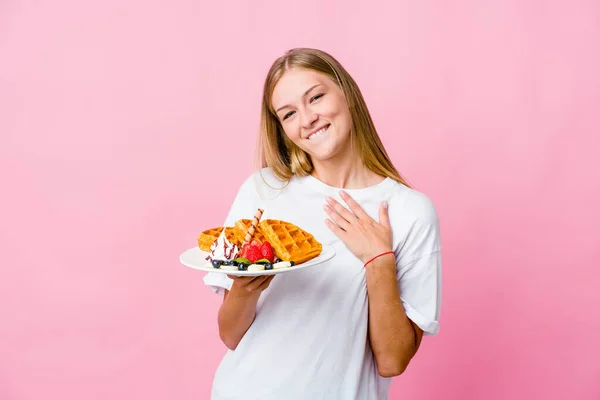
left=202, top=172, right=265, bottom=296
left=395, top=192, right=442, bottom=336
left=398, top=251, right=442, bottom=335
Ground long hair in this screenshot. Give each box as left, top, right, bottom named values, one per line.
left=256, top=47, right=411, bottom=187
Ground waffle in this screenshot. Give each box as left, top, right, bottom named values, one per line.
left=258, top=219, right=322, bottom=264
left=197, top=218, right=264, bottom=252
left=234, top=219, right=266, bottom=245
left=197, top=226, right=240, bottom=252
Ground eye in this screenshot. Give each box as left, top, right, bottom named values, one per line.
left=282, top=111, right=295, bottom=121
left=310, top=93, right=324, bottom=102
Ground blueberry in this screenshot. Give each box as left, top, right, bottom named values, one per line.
left=222, top=260, right=233, bottom=266
left=238, top=264, right=248, bottom=271
left=231, top=260, right=239, bottom=266
left=211, top=259, right=223, bottom=268
left=264, top=263, right=273, bottom=270
left=290, top=261, right=295, bottom=266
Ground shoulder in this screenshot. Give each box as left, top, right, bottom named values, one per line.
left=386, top=180, right=439, bottom=226
left=385, top=180, right=442, bottom=262
left=237, top=167, right=290, bottom=201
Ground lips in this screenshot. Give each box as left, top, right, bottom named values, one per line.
left=306, top=124, right=330, bottom=140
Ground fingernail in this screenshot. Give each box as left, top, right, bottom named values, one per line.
left=340, top=190, right=347, bottom=197
left=383, top=200, right=388, bottom=209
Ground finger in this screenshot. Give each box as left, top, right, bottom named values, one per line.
left=339, top=191, right=370, bottom=220
left=246, top=275, right=271, bottom=291
left=231, top=275, right=259, bottom=288
left=379, top=200, right=391, bottom=230
left=324, top=204, right=350, bottom=231
left=249, top=275, right=273, bottom=292
left=325, top=218, right=347, bottom=238
left=326, top=196, right=357, bottom=223
left=256, top=275, right=274, bottom=291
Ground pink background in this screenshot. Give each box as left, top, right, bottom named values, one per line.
left=1, top=1, right=599, bottom=399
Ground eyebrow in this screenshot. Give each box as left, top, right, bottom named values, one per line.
left=275, top=84, right=323, bottom=113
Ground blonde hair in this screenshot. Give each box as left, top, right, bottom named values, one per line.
left=255, top=47, right=411, bottom=188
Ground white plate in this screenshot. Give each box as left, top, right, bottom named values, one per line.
left=179, top=244, right=335, bottom=276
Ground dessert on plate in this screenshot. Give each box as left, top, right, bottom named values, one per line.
left=197, top=209, right=322, bottom=272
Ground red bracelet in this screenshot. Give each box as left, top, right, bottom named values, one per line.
left=364, top=251, right=395, bottom=268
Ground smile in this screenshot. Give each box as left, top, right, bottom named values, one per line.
left=307, top=124, right=330, bottom=140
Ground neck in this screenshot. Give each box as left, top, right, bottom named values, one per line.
left=310, top=152, right=383, bottom=189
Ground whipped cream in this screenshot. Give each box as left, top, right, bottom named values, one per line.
left=206, top=229, right=239, bottom=263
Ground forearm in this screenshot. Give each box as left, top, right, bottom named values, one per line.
left=218, top=286, right=261, bottom=350
left=365, top=254, right=418, bottom=377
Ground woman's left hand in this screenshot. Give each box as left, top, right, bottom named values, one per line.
left=324, top=191, right=393, bottom=264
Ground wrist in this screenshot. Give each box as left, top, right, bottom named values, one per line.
left=362, top=250, right=395, bottom=268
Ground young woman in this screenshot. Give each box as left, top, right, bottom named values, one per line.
left=203, top=48, right=442, bottom=400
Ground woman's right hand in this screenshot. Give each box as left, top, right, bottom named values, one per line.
left=227, top=275, right=275, bottom=294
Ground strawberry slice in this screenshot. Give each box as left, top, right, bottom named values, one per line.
left=245, top=245, right=262, bottom=263
left=260, top=241, right=275, bottom=263
left=239, top=244, right=249, bottom=259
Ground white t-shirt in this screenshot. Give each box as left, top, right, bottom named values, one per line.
left=203, top=168, right=442, bottom=400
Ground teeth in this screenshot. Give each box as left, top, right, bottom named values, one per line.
left=308, top=125, right=329, bottom=140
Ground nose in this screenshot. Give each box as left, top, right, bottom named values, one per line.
left=300, top=108, right=319, bottom=129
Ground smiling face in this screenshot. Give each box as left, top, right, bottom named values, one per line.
left=271, top=68, right=353, bottom=163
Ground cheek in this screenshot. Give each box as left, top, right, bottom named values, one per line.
left=343, top=110, right=353, bottom=130
left=337, top=105, right=352, bottom=130
left=325, top=96, right=349, bottom=121
left=282, top=121, right=301, bottom=142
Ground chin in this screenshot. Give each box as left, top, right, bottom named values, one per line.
left=306, top=148, right=343, bottom=163
left=308, top=140, right=353, bottom=164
